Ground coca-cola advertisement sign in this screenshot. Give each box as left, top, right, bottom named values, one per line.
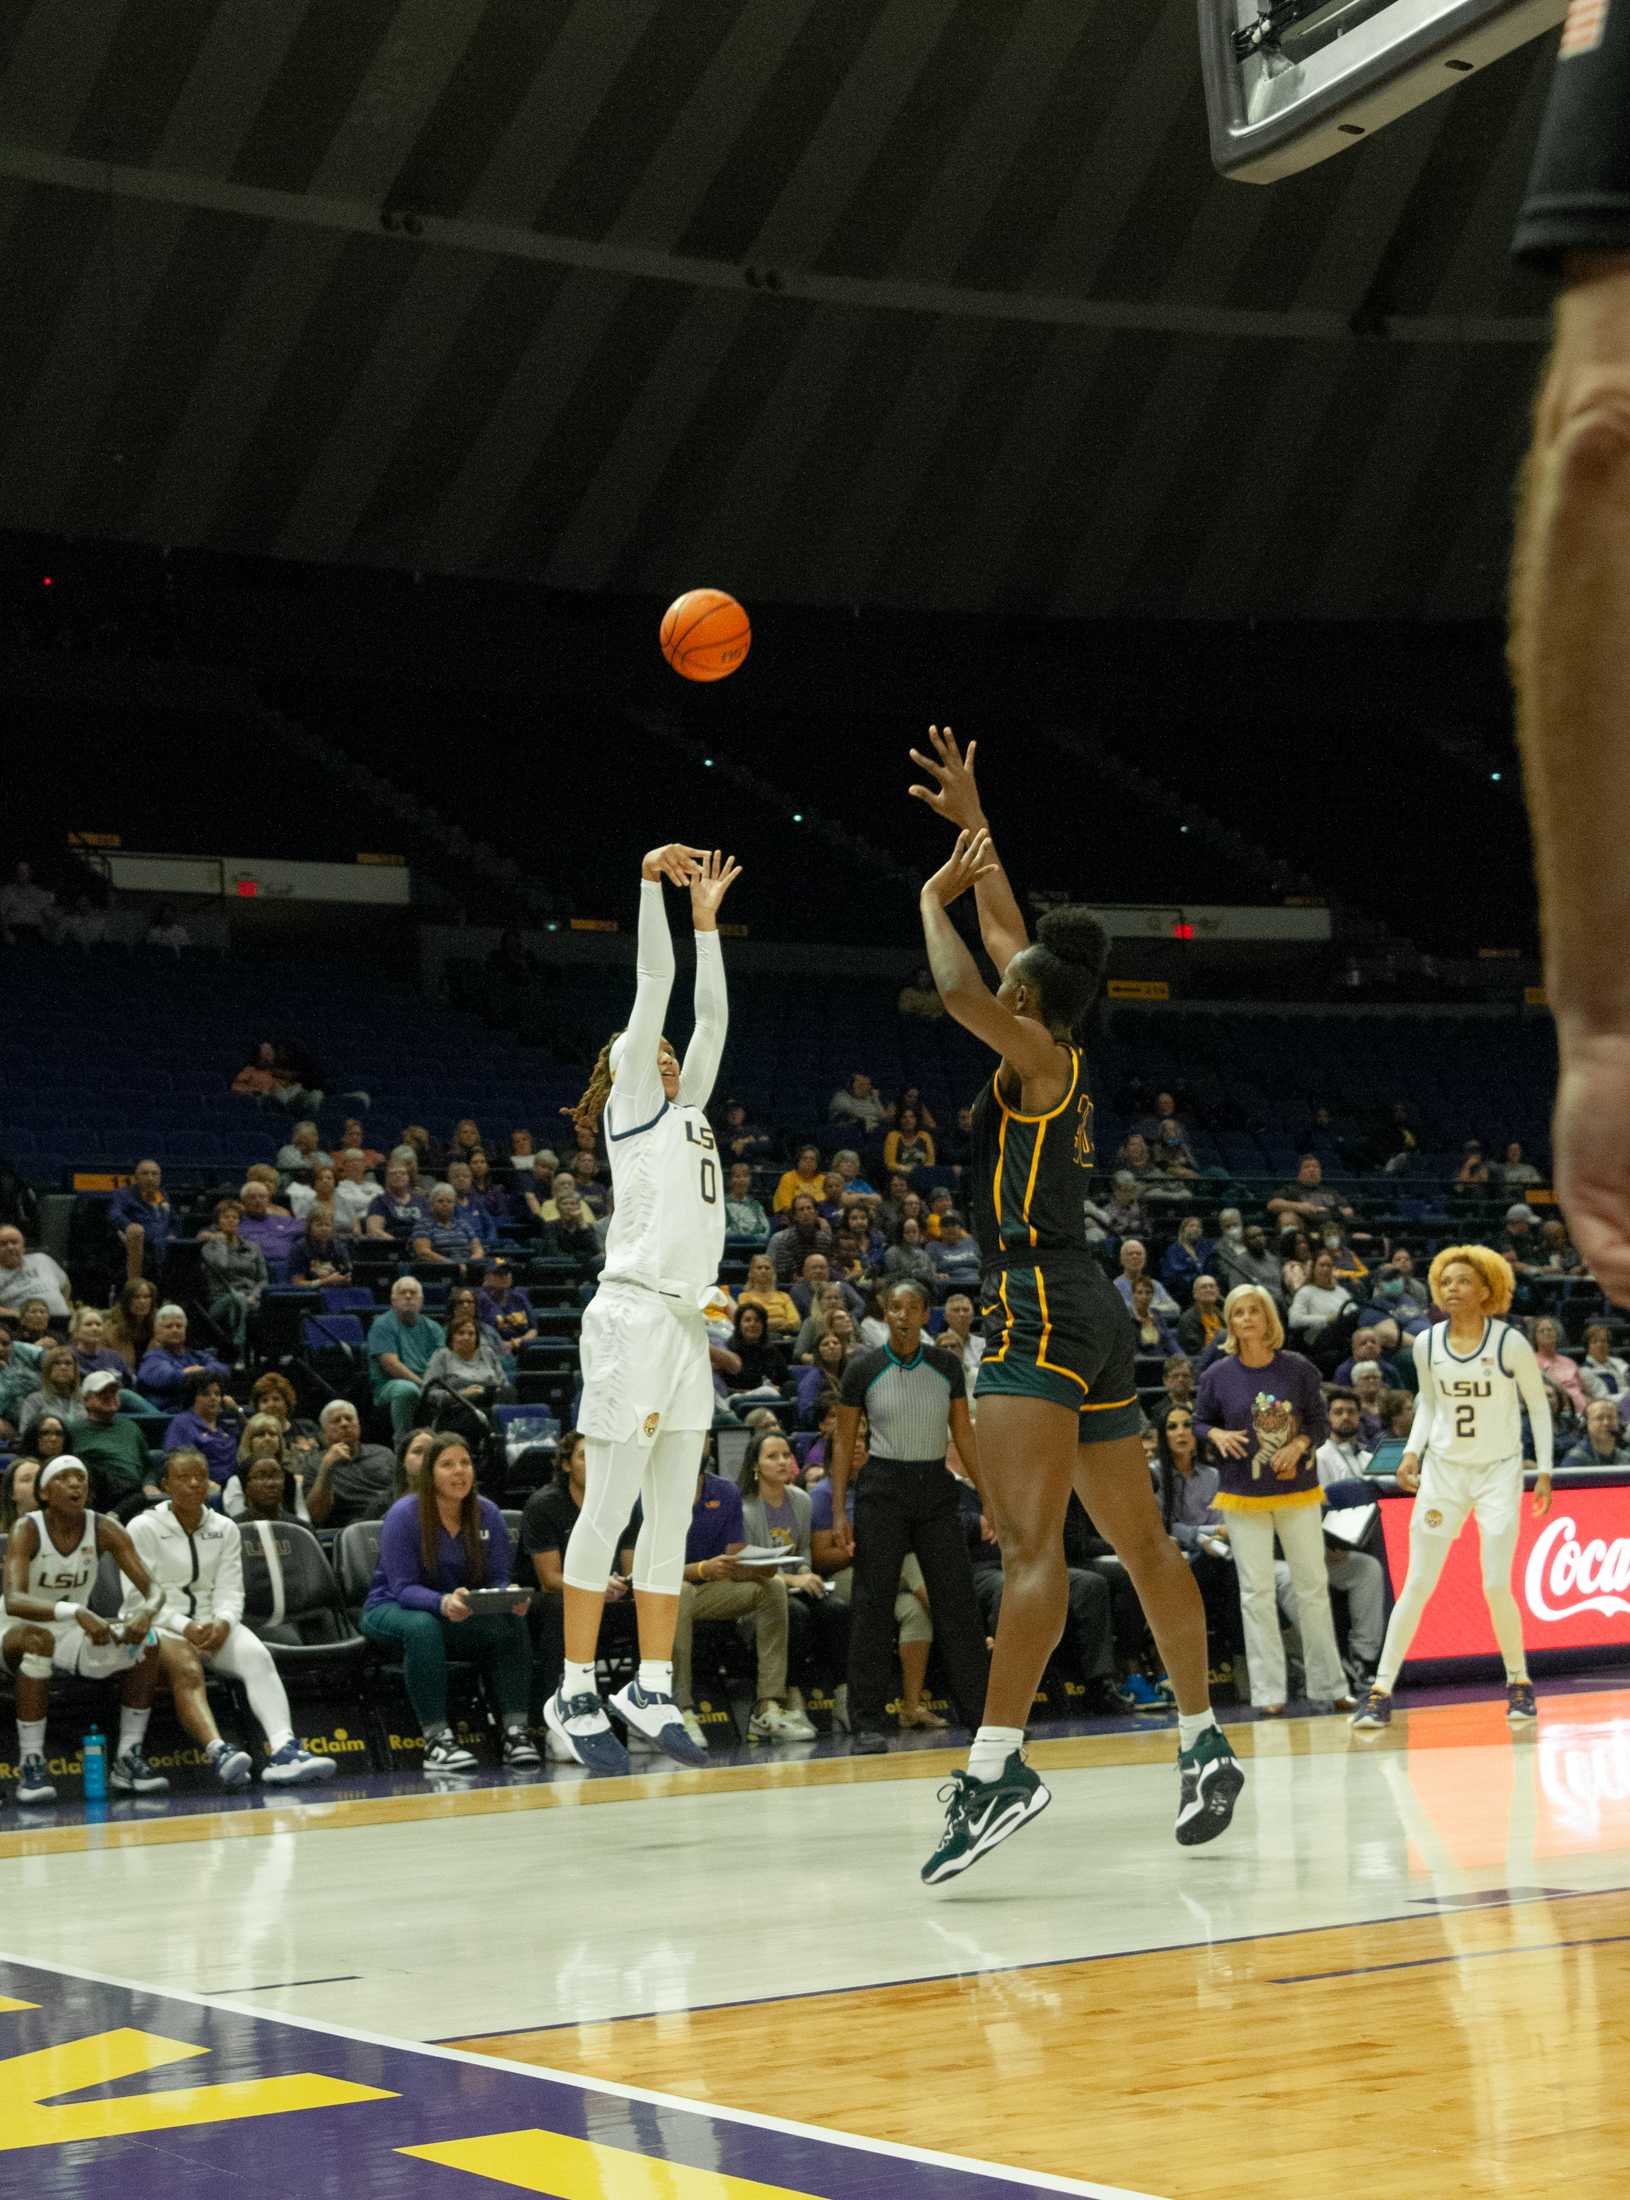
left=1379, top=1485, right=1630, bottom=1662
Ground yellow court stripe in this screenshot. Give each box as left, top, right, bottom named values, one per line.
left=402, top=2129, right=819, bottom=2198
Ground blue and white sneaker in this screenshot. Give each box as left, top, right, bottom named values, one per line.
left=544, top=1687, right=630, bottom=1774
left=260, top=1741, right=337, bottom=1785
left=1121, top=1673, right=1173, bottom=1711
left=1507, top=1681, right=1538, bottom=1724
left=610, top=1680, right=710, bottom=1766
left=1350, top=1686, right=1394, bottom=1731
left=16, top=1754, right=56, bottom=1806
left=206, top=1739, right=252, bottom=1789
left=109, top=1749, right=169, bottom=1794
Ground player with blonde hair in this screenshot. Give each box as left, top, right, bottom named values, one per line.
left=1353, top=1244, right=1553, bottom=1731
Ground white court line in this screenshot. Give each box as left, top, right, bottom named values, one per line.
left=0, top=1945, right=1167, bottom=2200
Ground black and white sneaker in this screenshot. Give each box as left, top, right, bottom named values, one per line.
left=1174, top=1726, right=1244, bottom=1846
left=543, top=1687, right=630, bottom=1774
left=422, top=1733, right=479, bottom=1777
left=16, top=1754, right=57, bottom=1806
left=109, top=1750, right=169, bottom=1795
left=920, top=1753, right=1051, bottom=1885
left=502, top=1727, right=541, bottom=1769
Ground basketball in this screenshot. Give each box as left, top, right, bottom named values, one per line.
left=660, top=587, right=751, bottom=682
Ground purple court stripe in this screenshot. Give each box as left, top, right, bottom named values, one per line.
left=1269, top=1930, right=1630, bottom=1985
left=0, top=1952, right=1154, bottom=2200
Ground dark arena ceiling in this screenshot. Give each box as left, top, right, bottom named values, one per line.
left=0, top=0, right=1558, bottom=620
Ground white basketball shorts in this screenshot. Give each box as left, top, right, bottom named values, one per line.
left=577, top=1282, right=715, bottom=1445
left=48, top=1618, right=144, bottom=1680
left=1416, top=1453, right=1523, bottom=1543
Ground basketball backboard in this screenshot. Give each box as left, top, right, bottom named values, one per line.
left=1200, top=0, right=1567, bottom=181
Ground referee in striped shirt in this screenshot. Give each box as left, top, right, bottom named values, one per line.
left=828, top=1278, right=989, bottom=1753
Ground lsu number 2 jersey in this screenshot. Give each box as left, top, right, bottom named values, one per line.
left=1409, top=1318, right=1550, bottom=1468
left=598, top=1088, right=725, bottom=1303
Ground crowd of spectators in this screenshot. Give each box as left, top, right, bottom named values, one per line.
left=2, top=1059, right=1625, bottom=1785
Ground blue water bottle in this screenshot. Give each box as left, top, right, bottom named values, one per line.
left=82, top=1725, right=107, bottom=1802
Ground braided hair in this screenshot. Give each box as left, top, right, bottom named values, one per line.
left=567, top=1034, right=620, bottom=1134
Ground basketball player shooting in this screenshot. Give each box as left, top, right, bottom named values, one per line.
left=1509, top=1, right=1630, bottom=1307
left=545, top=842, right=742, bottom=1774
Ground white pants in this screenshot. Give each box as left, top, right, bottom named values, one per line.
left=1227, top=1503, right=1348, bottom=1705
left=190, top=1623, right=296, bottom=1752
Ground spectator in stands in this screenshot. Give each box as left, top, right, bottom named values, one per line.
left=0, top=1455, right=40, bottom=1532
left=412, top=1185, right=482, bottom=1266
left=1153, top=1403, right=1238, bottom=1666
left=198, top=1198, right=266, bottom=1356
left=221, top=1414, right=306, bottom=1523
left=1454, top=1140, right=1491, bottom=1192
left=0, top=1326, right=41, bottom=1439
left=930, top=1211, right=981, bottom=1295
left=247, top=1371, right=321, bottom=1484
left=793, top=1283, right=853, bottom=1362
left=399, top=1125, right=437, bottom=1176
left=939, top=1292, right=984, bottom=1383
left=237, top=1178, right=304, bottom=1281
left=831, top=1149, right=877, bottom=1199
left=1315, top=1388, right=1372, bottom=1485
left=292, top=1206, right=350, bottom=1286
left=797, top=1324, right=855, bottom=1421
left=276, top=1120, right=330, bottom=1182
left=1347, top=1361, right=1386, bottom=1444
left=465, top=1152, right=509, bottom=1233
left=0, top=860, right=57, bottom=945
left=1384, top=1247, right=1431, bottom=1316
left=897, top=965, right=944, bottom=1019
left=1114, top=1240, right=1179, bottom=1320
left=789, top=1251, right=856, bottom=1323
left=1154, top=1117, right=1200, bottom=1180
left=1534, top=1219, right=1580, bottom=1277
left=883, top=1215, right=937, bottom=1291
left=1096, top=1170, right=1147, bottom=1242
left=366, top=1159, right=428, bottom=1247
left=424, top=1309, right=514, bottom=1414
left=1177, top=1274, right=1226, bottom=1358
left=341, top=1118, right=384, bottom=1170
left=883, top=1108, right=935, bottom=1179
left=1542, top=1378, right=1579, bottom=1458
left=65, top=1373, right=153, bottom=1520
left=508, top=1128, right=537, bottom=1174
left=443, top=1161, right=482, bottom=1238
left=110, top=1159, right=176, bottom=1285
left=1499, top=1204, right=1543, bottom=1290
left=1268, top=1154, right=1353, bottom=1225
left=738, top=1251, right=800, bottom=1338
left=1532, top=1316, right=1590, bottom=1416
left=1161, top=1216, right=1210, bottom=1305
left=303, top=1397, right=396, bottom=1527
left=1278, top=1229, right=1315, bottom=1299
left=829, top=1071, right=890, bottom=1137
left=520, top=1158, right=560, bottom=1231
left=1194, top=1284, right=1348, bottom=1713
left=810, top=1169, right=844, bottom=1227
left=772, top=1144, right=825, bottom=1214
left=17, top=1345, right=84, bottom=1440
left=0, top=1225, right=71, bottom=1319
left=662, top=1455, right=810, bottom=1746
left=1579, top=1323, right=1629, bottom=1401
left=1149, top=1352, right=1198, bottom=1427
left=287, top=1162, right=339, bottom=1224
left=231, top=1040, right=312, bottom=1111
left=1381, top=1387, right=1417, bottom=1440
left=839, top=1198, right=883, bottom=1270
left=369, top=1276, right=446, bottom=1437
left=330, top=1150, right=379, bottom=1236
left=120, top=1447, right=328, bottom=1787
left=1128, top=1275, right=1179, bottom=1358
left=1566, top=1399, right=1630, bottom=1465
left=163, top=1371, right=240, bottom=1490
left=28, top=1413, right=70, bottom=1467
left=1317, top=1221, right=1368, bottom=1288
left=723, top=1162, right=770, bottom=1242
left=475, top=1258, right=534, bottom=1351
left=769, top=1194, right=833, bottom=1287
left=104, top=1277, right=157, bottom=1376
left=738, top=1427, right=832, bottom=1734
left=10, top=1297, right=50, bottom=1350
left=1212, top=1214, right=1280, bottom=1303
left=550, top=1180, right=604, bottom=1269
left=714, top=1301, right=788, bottom=1400
left=392, top=1425, right=434, bottom=1501
left=57, top=893, right=107, bottom=950
left=1500, top=1139, right=1542, bottom=1189
left=1288, top=1252, right=1357, bottom=1353
left=1114, top=1131, right=1160, bottom=1185
left=447, top=1118, right=484, bottom=1168
left=66, top=1308, right=123, bottom=1387
left=519, top=1429, right=634, bottom=1725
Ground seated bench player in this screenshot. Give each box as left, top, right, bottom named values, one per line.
left=1, top=1454, right=168, bottom=1805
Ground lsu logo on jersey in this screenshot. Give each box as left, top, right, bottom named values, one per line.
left=643, top=1412, right=661, bottom=1439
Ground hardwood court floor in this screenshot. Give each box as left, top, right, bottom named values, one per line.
left=3, top=1691, right=1628, bottom=2197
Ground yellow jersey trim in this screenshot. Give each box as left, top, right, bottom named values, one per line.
left=992, top=1048, right=1081, bottom=1127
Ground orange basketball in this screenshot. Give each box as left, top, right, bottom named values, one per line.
left=660, top=588, right=751, bottom=683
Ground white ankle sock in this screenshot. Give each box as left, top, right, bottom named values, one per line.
left=561, top=1660, right=598, bottom=1699
left=1178, top=1708, right=1218, bottom=1751
left=17, top=1720, right=45, bottom=1759
left=968, top=1725, right=1024, bottom=1781
left=638, top=1660, right=674, bottom=1696
left=117, top=1707, right=151, bottom=1757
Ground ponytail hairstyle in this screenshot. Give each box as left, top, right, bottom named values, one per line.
left=1017, top=906, right=1111, bottom=1046
left=567, top=1033, right=620, bottom=1134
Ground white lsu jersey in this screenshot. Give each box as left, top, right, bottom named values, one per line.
left=9, top=1508, right=100, bottom=1609
left=597, top=1091, right=725, bottom=1302
left=1411, top=1318, right=1550, bottom=1467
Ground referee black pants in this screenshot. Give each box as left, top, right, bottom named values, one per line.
left=848, top=1458, right=990, bottom=1730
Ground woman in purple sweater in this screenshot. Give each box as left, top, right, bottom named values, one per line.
left=1194, top=1285, right=1351, bottom=1716
left=361, top=1431, right=538, bottom=1777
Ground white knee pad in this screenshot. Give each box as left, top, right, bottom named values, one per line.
left=19, top=1652, right=53, bottom=1680
left=631, top=1431, right=705, bottom=1597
